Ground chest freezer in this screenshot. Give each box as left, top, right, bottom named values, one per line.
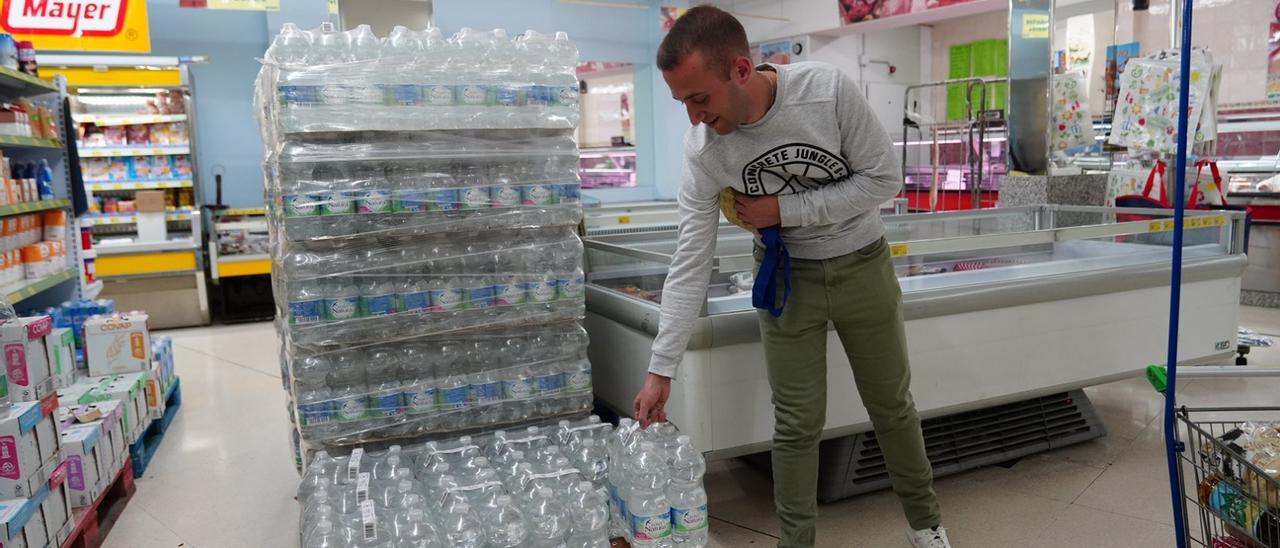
left=584, top=205, right=1248, bottom=458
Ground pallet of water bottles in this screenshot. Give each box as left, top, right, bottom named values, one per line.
left=290, top=321, right=594, bottom=447
left=257, top=23, right=581, bottom=135
left=296, top=416, right=709, bottom=548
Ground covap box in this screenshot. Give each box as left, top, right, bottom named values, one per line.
left=84, top=313, right=152, bottom=377
left=1, top=316, right=55, bottom=403
left=65, top=374, right=148, bottom=446
left=59, top=400, right=125, bottom=475
left=0, top=396, right=61, bottom=499
left=58, top=425, right=103, bottom=507
left=43, top=328, right=75, bottom=391
left=41, top=463, right=71, bottom=546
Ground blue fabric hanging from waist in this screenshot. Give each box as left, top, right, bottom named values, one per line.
left=753, top=226, right=791, bottom=318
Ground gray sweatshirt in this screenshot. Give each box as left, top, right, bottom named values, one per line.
left=648, top=61, right=902, bottom=378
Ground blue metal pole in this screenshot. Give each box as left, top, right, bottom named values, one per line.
left=1165, top=0, right=1195, bottom=544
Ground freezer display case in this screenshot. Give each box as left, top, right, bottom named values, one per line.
left=585, top=205, right=1248, bottom=457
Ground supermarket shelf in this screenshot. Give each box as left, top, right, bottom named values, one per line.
left=86, top=179, right=193, bottom=191
left=0, top=66, right=57, bottom=96
left=79, top=145, right=191, bottom=158
left=217, top=254, right=271, bottom=278
left=2, top=267, right=76, bottom=305
left=215, top=220, right=267, bottom=232
left=75, top=114, right=187, bottom=126
left=0, top=135, right=63, bottom=149
left=96, top=239, right=198, bottom=255
left=221, top=207, right=266, bottom=216
left=0, top=198, right=69, bottom=218
left=84, top=210, right=195, bottom=225
left=97, top=250, right=197, bottom=277
left=580, top=146, right=636, bottom=157
left=83, top=279, right=104, bottom=299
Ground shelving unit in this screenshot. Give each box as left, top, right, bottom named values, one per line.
left=46, top=54, right=209, bottom=328
left=579, top=146, right=636, bottom=188
left=0, top=67, right=87, bottom=310
left=205, top=207, right=272, bottom=321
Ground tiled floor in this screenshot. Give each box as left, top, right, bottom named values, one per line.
left=101, top=306, right=1280, bottom=548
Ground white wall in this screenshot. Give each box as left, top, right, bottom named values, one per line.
left=704, top=0, right=841, bottom=43
left=804, top=28, right=924, bottom=137
left=341, top=0, right=433, bottom=35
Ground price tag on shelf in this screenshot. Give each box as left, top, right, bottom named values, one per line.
left=890, top=243, right=909, bottom=258
left=618, top=216, right=631, bottom=225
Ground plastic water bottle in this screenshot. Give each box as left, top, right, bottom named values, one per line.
left=347, top=24, right=382, bottom=61
left=397, top=275, right=431, bottom=314
left=667, top=436, right=708, bottom=547
left=360, top=277, right=399, bottom=317
left=402, top=345, right=438, bottom=419
left=384, top=25, right=422, bottom=59
left=308, top=23, right=348, bottom=65
left=324, top=277, right=362, bottom=322
left=299, top=451, right=340, bottom=500
left=573, top=437, right=608, bottom=486
left=268, top=22, right=310, bottom=65
left=370, top=447, right=405, bottom=482
left=354, top=163, right=393, bottom=219
left=440, top=502, right=483, bottom=548
left=481, top=493, right=529, bottom=548
left=366, top=348, right=404, bottom=425
left=549, top=32, right=581, bottom=110
left=452, top=28, right=493, bottom=122
left=526, top=487, right=570, bottom=548
left=419, top=27, right=456, bottom=129
left=288, top=282, right=325, bottom=325
left=566, top=481, right=611, bottom=548
left=297, top=378, right=335, bottom=436
left=627, top=442, right=673, bottom=547
left=303, top=518, right=343, bottom=548
left=329, top=351, right=369, bottom=429
left=436, top=342, right=470, bottom=430
left=392, top=506, right=440, bottom=547
left=468, top=366, right=502, bottom=425
left=607, top=419, right=636, bottom=536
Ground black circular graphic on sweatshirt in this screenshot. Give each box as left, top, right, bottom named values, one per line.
left=741, top=143, right=852, bottom=196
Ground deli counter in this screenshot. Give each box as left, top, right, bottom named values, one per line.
left=584, top=205, right=1248, bottom=458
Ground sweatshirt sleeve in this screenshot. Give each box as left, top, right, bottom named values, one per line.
left=777, top=71, right=902, bottom=228
left=647, top=155, right=721, bottom=378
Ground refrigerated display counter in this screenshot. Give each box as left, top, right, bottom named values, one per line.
left=584, top=205, right=1248, bottom=458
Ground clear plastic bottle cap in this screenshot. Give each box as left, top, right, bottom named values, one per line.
left=640, top=441, right=655, bottom=451
left=497, top=494, right=512, bottom=505
left=475, top=457, right=490, bottom=467
left=677, top=435, right=691, bottom=445
left=460, top=436, right=472, bottom=444
left=537, top=487, right=552, bottom=497
left=410, top=508, right=425, bottom=521
left=317, top=519, right=333, bottom=534
left=456, top=502, right=470, bottom=513
left=527, top=426, right=539, bottom=435
left=581, top=438, right=594, bottom=447
left=511, top=451, right=524, bottom=460
left=399, top=480, right=413, bottom=492
left=554, top=457, right=569, bottom=468
left=559, top=420, right=570, bottom=427
left=387, top=455, right=400, bottom=466
left=578, top=481, right=592, bottom=491
left=555, top=31, right=569, bottom=40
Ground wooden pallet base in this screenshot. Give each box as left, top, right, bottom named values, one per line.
left=60, top=456, right=136, bottom=548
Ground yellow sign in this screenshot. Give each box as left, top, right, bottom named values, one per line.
left=1148, top=215, right=1225, bottom=233
left=1021, top=13, right=1050, bottom=39
left=890, top=243, right=910, bottom=258
left=44, top=66, right=181, bottom=88
left=327, top=0, right=339, bottom=15
left=0, top=0, right=150, bottom=53
left=206, top=0, right=279, bottom=10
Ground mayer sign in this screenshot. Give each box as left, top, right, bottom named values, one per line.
left=0, top=0, right=150, bottom=53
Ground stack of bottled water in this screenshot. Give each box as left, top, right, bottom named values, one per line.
left=259, top=22, right=580, bottom=134
left=296, top=417, right=709, bottom=547
left=256, top=24, right=590, bottom=453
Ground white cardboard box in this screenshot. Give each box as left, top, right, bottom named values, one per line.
left=84, top=313, right=152, bottom=377
left=40, top=466, right=71, bottom=546
left=43, top=328, right=76, bottom=391
left=65, top=374, right=148, bottom=446
left=0, top=496, right=28, bottom=548
left=1, top=317, right=55, bottom=403
left=59, top=400, right=125, bottom=477
left=59, top=424, right=103, bottom=507
left=0, top=397, right=61, bottom=499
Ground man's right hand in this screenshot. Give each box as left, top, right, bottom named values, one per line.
left=633, top=373, right=673, bottom=428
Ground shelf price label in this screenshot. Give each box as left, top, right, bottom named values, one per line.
left=890, top=243, right=909, bottom=258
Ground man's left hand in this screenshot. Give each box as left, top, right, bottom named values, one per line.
left=733, top=192, right=781, bottom=230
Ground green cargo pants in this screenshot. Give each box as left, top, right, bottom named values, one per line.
left=756, top=237, right=941, bottom=548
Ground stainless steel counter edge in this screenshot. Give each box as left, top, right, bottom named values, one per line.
left=584, top=254, right=1248, bottom=350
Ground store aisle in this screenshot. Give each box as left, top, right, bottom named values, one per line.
left=98, top=307, right=1280, bottom=548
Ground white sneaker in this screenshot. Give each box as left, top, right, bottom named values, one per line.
left=908, top=526, right=952, bottom=548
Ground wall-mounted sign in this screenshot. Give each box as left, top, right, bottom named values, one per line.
left=180, top=0, right=280, bottom=10
left=1020, top=13, right=1050, bottom=39
left=0, top=0, right=150, bottom=53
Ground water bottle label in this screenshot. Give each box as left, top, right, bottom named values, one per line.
left=567, top=370, right=591, bottom=392
left=430, top=189, right=460, bottom=211
left=356, top=473, right=371, bottom=503
left=560, top=183, right=581, bottom=204
left=429, top=288, right=464, bottom=311
left=523, top=184, right=557, bottom=206
left=558, top=276, right=583, bottom=300
left=465, top=285, right=494, bottom=309
left=363, top=293, right=397, bottom=317
left=394, top=84, right=420, bottom=106
left=400, top=290, right=430, bottom=313
left=326, top=297, right=360, bottom=321
left=357, top=190, right=392, bottom=214
left=493, top=282, right=526, bottom=306
left=407, top=385, right=437, bottom=414
left=330, top=84, right=384, bottom=107
left=423, top=84, right=455, bottom=106
left=279, top=85, right=322, bottom=107
left=323, top=191, right=355, bottom=215
left=631, top=512, right=673, bottom=541
left=337, top=396, right=367, bottom=422
left=460, top=85, right=490, bottom=106
left=491, top=186, right=522, bottom=208
left=555, top=86, right=580, bottom=107
left=461, top=187, right=491, bottom=209
left=298, top=400, right=333, bottom=425
left=502, top=377, right=535, bottom=400
left=288, top=298, right=323, bottom=325
left=495, top=85, right=521, bottom=107
left=526, top=85, right=553, bottom=107
left=284, top=194, right=320, bottom=217
left=470, top=381, right=502, bottom=404
left=529, top=280, right=557, bottom=303
left=439, top=385, right=468, bottom=410
left=536, top=373, right=564, bottom=394
left=394, top=190, right=427, bottom=213
left=360, top=500, right=377, bottom=541
left=374, top=392, right=404, bottom=418
left=671, top=505, right=708, bottom=533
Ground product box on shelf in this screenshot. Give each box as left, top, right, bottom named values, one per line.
left=58, top=424, right=103, bottom=507
left=58, top=400, right=125, bottom=477
left=145, top=336, right=175, bottom=419
left=0, top=395, right=62, bottom=499
left=63, top=374, right=147, bottom=446
left=43, top=327, right=75, bottom=390
left=84, top=312, right=151, bottom=377
left=42, top=462, right=71, bottom=547
left=1, top=316, right=55, bottom=403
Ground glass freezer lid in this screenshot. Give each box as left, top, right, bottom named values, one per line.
left=584, top=205, right=1247, bottom=315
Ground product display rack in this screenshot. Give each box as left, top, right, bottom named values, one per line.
left=0, top=69, right=90, bottom=309
left=579, top=146, right=636, bottom=188
left=42, top=55, right=209, bottom=328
